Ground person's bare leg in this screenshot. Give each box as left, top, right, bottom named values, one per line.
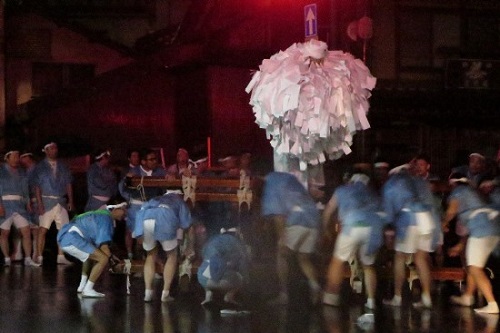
left=469, top=265, right=499, bottom=313
left=144, top=246, right=157, bottom=301
left=20, top=226, right=39, bottom=266
left=144, top=247, right=157, bottom=289
left=161, top=249, right=178, bottom=302
left=82, top=249, right=109, bottom=297
left=364, top=265, right=377, bottom=309
left=125, top=229, right=134, bottom=259
left=325, top=257, right=345, bottom=294
left=414, top=250, right=432, bottom=307
left=87, top=252, right=108, bottom=283
left=384, top=251, right=406, bottom=306
left=274, top=246, right=289, bottom=303
left=0, top=229, right=11, bottom=264
left=323, top=256, right=344, bottom=306
left=37, top=227, right=49, bottom=263
left=297, top=253, right=320, bottom=303
left=451, top=273, right=476, bottom=306
left=20, top=226, right=32, bottom=259
left=31, top=228, right=39, bottom=260
left=78, top=260, right=92, bottom=292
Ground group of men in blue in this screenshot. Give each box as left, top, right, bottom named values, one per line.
left=6, top=142, right=499, bottom=314
left=261, top=164, right=499, bottom=314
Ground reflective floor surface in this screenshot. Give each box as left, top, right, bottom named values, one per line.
left=0, top=256, right=499, bottom=333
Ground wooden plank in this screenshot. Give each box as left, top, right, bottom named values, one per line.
left=127, top=177, right=181, bottom=188
left=194, top=193, right=244, bottom=203
left=127, top=176, right=244, bottom=189
left=430, top=267, right=466, bottom=281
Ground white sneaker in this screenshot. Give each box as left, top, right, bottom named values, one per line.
left=82, top=289, right=105, bottom=298
left=37, top=256, right=43, bottom=265
left=4, top=257, right=11, bottom=266
left=24, top=257, right=41, bottom=267
left=450, top=295, right=474, bottom=307
left=474, top=302, right=499, bottom=314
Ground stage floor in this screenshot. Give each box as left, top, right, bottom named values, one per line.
left=0, top=255, right=498, bottom=333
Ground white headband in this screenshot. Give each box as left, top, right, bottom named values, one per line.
left=191, top=157, right=207, bottom=168
left=374, top=162, right=389, bottom=168
left=4, top=150, right=19, bottom=161
left=469, top=153, right=485, bottom=160
left=388, top=164, right=409, bottom=175
left=449, top=177, right=469, bottom=185
left=218, top=156, right=235, bottom=163
left=42, top=142, right=56, bottom=153
left=20, top=152, right=33, bottom=158
left=95, top=151, right=111, bottom=160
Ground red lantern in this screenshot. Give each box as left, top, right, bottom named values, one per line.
left=357, top=16, right=373, bottom=40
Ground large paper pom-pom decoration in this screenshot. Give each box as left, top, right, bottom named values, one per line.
left=246, top=39, right=376, bottom=169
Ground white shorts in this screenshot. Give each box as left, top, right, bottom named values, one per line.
left=466, top=236, right=500, bottom=268
left=39, top=204, right=69, bottom=230
left=395, top=225, right=433, bottom=254
left=282, top=225, right=318, bottom=254
left=142, top=219, right=178, bottom=252
left=333, top=227, right=375, bottom=266
left=0, top=213, right=29, bottom=230
left=61, top=245, right=90, bottom=262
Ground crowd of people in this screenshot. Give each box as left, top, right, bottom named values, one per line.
left=0, top=142, right=499, bottom=317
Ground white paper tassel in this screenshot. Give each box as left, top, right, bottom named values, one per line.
left=247, top=40, right=376, bottom=165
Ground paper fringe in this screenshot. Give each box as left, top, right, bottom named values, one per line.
left=246, top=39, right=376, bottom=165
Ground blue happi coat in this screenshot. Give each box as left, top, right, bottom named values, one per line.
left=197, top=233, right=249, bottom=288
left=261, top=172, right=320, bottom=230
left=0, top=164, right=30, bottom=222
left=448, top=184, right=500, bottom=238
left=32, top=158, right=73, bottom=210
left=382, top=171, right=441, bottom=249
left=133, top=193, right=192, bottom=241
left=334, top=181, right=387, bottom=255
left=57, top=209, right=114, bottom=255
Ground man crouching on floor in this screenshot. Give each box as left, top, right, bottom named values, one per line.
left=57, top=203, right=127, bottom=297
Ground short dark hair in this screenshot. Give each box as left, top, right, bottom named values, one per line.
left=127, top=148, right=140, bottom=159
left=140, top=148, right=156, bottom=160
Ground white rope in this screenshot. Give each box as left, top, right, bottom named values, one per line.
left=137, top=176, right=147, bottom=202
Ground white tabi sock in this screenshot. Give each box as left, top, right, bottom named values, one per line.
left=78, top=275, right=89, bottom=293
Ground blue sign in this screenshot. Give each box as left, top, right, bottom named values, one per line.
left=304, top=3, right=318, bottom=39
